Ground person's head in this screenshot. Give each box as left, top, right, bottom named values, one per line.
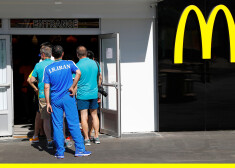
left=52, top=45, right=64, bottom=59
left=76, top=46, right=87, bottom=59
left=87, top=50, right=95, bottom=60
left=40, top=46, right=52, bottom=60
left=40, top=42, right=52, bottom=49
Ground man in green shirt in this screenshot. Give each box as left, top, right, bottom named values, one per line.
left=30, top=46, right=54, bottom=149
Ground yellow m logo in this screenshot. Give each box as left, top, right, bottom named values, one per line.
left=174, top=5, right=235, bottom=64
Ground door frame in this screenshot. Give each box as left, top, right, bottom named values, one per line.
left=99, top=33, right=121, bottom=137
left=0, top=35, right=13, bottom=136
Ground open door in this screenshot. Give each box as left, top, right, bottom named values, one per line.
left=0, top=35, right=13, bottom=136
left=99, top=33, right=121, bottom=137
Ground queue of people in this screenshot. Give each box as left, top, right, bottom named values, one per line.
left=27, top=42, right=101, bottom=159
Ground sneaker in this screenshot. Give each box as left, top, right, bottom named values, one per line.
left=84, top=139, right=91, bottom=146
left=47, top=141, right=53, bottom=149
left=64, top=139, right=73, bottom=148
left=93, top=137, right=100, bottom=144
left=55, top=153, right=64, bottom=159
left=75, top=150, right=91, bottom=157
left=29, top=136, right=39, bottom=143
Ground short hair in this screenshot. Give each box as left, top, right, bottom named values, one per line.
left=40, top=42, right=52, bottom=48
left=76, top=46, right=87, bottom=57
left=52, top=45, right=64, bottom=59
left=87, top=50, right=95, bottom=60
left=40, top=46, right=52, bottom=58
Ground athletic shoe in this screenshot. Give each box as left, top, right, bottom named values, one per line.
left=84, top=139, right=91, bottom=146
left=74, top=150, right=92, bottom=157
left=93, top=137, right=100, bottom=144
left=64, top=139, right=73, bottom=148
left=55, top=153, right=64, bottom=159
left=29, top=136, right=39, bottom=143
left=47, top=141, right=53, bottom=149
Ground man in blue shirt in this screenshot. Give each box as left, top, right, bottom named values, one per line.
left=76, top=46, right=101, bottom=145
left=30, top=46, right=54, bottom=149
left=44, top=45, right=91, bottom=159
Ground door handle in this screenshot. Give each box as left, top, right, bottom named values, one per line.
left=102, top=82, right=121, bottom=89
left=102, top=83, right=116, bottom=87
left=0, top=84, right=10, bottom=87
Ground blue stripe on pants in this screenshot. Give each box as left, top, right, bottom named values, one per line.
left=51, top=93, right=85, bottom=155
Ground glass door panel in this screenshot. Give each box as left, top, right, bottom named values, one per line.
left=0, top=36, right=12, bottom=136
left=99, top=33, right=121, bottom=137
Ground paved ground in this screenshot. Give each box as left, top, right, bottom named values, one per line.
left=1, top=131, right=235, bottom=163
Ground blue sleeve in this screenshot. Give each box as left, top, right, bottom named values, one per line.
left=43, top=68, right=50, bottom=84
left=71, top=61, right=79, bottom=74
left=32, top=64, right=38, bottom=78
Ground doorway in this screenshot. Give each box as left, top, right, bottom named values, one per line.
left=10, top=33, right=121, bottom=138
left=12, top=35, right=99, bottom=126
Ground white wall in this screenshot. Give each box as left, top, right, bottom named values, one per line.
left=101, top=19, right=155, bottom=133
left=0, top=0, right=157, bottom=133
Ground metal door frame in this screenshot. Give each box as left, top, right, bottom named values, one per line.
left=0, top=35, right=13, bottom=136
left=99, top=33, right=121, bottom=137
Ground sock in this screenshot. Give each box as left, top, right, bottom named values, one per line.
left=47, top=139, right=52, bottom=143
left=33, top=136, right=38, bottom=139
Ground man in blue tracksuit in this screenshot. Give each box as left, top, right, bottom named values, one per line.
left=43, top=45, right=91, bottom=159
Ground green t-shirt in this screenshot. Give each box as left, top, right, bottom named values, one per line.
left=32, top=59, right=54, bottom=98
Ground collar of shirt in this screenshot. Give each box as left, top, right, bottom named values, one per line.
left=55, top=59, right=62, bottom=62
left=79, top=57, right=89, bottom=62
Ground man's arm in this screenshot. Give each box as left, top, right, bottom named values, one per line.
left=74, top=85, right=78, bottom=95
left=27, top=77, right=38, bottom=95
left=98, top=62, right=102, bottom=86
left=30, top=76, right=37, bottom=83
left=44, top=83, right=53, bottom=114
left=69, top=69, right=81, bottom=96
left=98, top=74, right=102, bottom=87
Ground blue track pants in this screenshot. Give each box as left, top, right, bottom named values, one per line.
left=51, top=92, right=85, bottom=155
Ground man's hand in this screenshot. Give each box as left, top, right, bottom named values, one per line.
left=69, top=87, right=75, bottom=97
left=34, top=88, right=39, bottom=95
left=47, top=104, right=53, bottom=114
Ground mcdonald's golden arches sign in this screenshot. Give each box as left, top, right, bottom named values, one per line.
left=174, top=5, right=235, bottom=64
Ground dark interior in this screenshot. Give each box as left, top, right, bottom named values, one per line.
left=12, top=35, right=99, bottom=124
left=158, top=0, right=235, bottom=131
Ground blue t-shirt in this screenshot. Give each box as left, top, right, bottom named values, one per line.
left=76, top=58, right=101, bottom=100
left=32, top=59, right=54, bottom=98
left=43, top=60, right=78, bottom=102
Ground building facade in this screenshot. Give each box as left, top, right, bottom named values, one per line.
left=1, top=0, right=234, bottom=137
left=0, top=0, right=157, bottom=137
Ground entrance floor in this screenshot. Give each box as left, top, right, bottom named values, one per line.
left=13, top=124, right=33, bottom=138
left=1, top=131, right=235, bottom=163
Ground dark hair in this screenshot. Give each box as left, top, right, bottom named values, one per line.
left=40, top=42, right=52, bottom=48
left=87, top=50, right=95, bottom=60
left=76, top=46, right=87, bottom=57
left=52, top=45, right=64, bottom=59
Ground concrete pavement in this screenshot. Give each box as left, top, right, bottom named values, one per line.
left=1, top=131, right=235, bottom=163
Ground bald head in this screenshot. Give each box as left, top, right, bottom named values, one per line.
left=76, top=46, right=87, bottom=58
